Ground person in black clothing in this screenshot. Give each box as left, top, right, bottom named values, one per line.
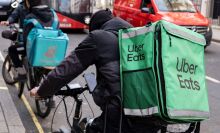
left=23, top=0, right=57, bottom=107
left=0, top=1, right=27, bottom=28
left=5, top=0, right=56, bottom=80
left=29, top=8, right=168, bottom=133
left=30, top=8, right=201, bottom=133
left=23, top=0, right=57, bottom=44
left=30, top=8, right=132, bottom=133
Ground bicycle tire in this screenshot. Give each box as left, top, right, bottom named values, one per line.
left=17, top=81, right=25, bottom=98
left=35, top=97, right=52, bottom=118
left=25, top=66, right=35, bottom=91
left=2, top=55, right=17, bottom=85
left=26, top=66, right=52, bottom=118
left=32, top=68, right=52, bottom=118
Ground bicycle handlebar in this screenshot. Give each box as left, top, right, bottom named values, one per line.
left=1, top=24, right=22, bottom=41
left=55, top=85, right=88, bottom=97
left=51, top=73, right=96, bottom=133
left=55, top=73, right=96, bottom=97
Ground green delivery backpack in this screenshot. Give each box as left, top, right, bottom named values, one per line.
left=24, top=9, right=69, bottom=67
left=119, top=20, right=209, bottom=123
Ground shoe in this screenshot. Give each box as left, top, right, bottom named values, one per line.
left=13, top=67, right=26, bottom=81
left=79, top=117, right=94, bottom=131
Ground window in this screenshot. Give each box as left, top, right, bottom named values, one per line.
left=155, top=0, right=196, bottom=12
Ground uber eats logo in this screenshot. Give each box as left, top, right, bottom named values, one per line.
left=176, top=57, right=200, bottom=91
left=127, top=44, right=145, bottom=61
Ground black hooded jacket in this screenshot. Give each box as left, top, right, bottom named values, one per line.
left=23, top=6, right=55, bottom=44
left=37, top=17, right=132, bottom=109
left=7, top=2, right=28, bottom=28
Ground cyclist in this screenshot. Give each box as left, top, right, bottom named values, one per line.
left=23, top=0, right=58, bottom=107
left=4, top=0, right=57, bottom=81
left=23, top=0, right=58, bottom=41
left=0, top=0, right=28, bottom=80
left=0, top=0, right=27, bottom=28
left=30, top=9, right=134, bottom=133
left=29, top=8, right=164, bottom=133
left=30, top=9, right=201, bottom=133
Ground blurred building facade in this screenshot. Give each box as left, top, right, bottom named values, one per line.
left=94, top=0, right=113, bottom=9
left=196, top=0, right=220, bottom=19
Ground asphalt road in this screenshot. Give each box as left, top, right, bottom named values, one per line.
left=0, top=26, right=220, bottom=133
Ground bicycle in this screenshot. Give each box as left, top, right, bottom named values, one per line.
left=51, top=73, right=124, bottom=133
left=51, top=73, right=97, bottom=133
left=1, top=24, right=53, bottom=118
left=52, top=73, right=201, bottom=133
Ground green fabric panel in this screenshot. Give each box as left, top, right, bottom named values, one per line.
left=123, top=69, right=158, bottom=109
left=119, top=26, right=158, bottom=114
left=161, top=20, right=206, bottom=45
left=120, top=27, right=154, bottom=71
left=154, top=26, right=166, bottom=117
left=119, top=20, right=209, bottom=122
left=160, top=22, right=209, bottom=119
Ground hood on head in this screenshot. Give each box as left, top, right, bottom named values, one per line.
left=89, top=8, right=113, bottom=32
left=100, top=17, right=133, bottom=32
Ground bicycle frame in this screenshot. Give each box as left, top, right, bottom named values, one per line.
left=71, top=94, right=83, bottom=133
left=55, top=85, right=88, bottom=133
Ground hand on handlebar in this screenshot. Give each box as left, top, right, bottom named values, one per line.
left=30, top=87, right=41, bottom=99
left=0, top=21, right=9, bottom=26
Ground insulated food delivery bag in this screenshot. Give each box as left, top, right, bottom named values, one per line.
left=25, top=10, right=69, bottom=67
left=119, top=20, right=209, bottom=123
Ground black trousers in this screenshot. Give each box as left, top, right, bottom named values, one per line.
left=88, top=115, right=200, bottom=133
left=87, top=101, right=200, bottom=133
left=87, top=102, right=165, bottom=133
left=8, top=45, right=25, bottom=68
left=87, top=113, right=166, bottom=133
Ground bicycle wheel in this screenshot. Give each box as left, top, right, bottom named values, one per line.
left=17, top=81, right=25, bottom=98
left=78, top=118, right=89, bottom=132
left=32, top=68, right=52, bottom=118
left=25, top=66, right=35, bottom=91
left=35, top=97, right=52, bottom=118
left=2, top=55, right=17, bottom=85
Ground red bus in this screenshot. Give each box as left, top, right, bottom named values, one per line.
left=47, top=0, right=93, bottom=29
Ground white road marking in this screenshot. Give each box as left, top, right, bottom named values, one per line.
left=0, top=51, right=5, bottom=62
left=206, top=76, right=220, bottom=84
left=0, top=87, right=8, bottom=90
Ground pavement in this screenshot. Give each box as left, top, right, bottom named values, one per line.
left=0, top=84, right=25, bottom=133
left=212, top=24, right=220, bottom=43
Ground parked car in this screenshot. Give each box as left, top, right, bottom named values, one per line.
left=0, top=0, right=14, bottom=21
left=113, top=0, right=212, bottom=47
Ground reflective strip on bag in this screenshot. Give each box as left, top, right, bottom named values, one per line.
left=163, top=24, right=206, bottom=45
left=168, top=109, right=210, bottom=118
left=122, top=26, right=154, bottom=39
left=32, top=19, right=40, bottom=26
left=124, top=106, right=158, bottom=116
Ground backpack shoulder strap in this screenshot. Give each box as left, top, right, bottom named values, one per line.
left=51, top=9, right=59, bottom=29
left=24, top=9, right=58, bottom=30
left=24, top=18, right=43, bottom=29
